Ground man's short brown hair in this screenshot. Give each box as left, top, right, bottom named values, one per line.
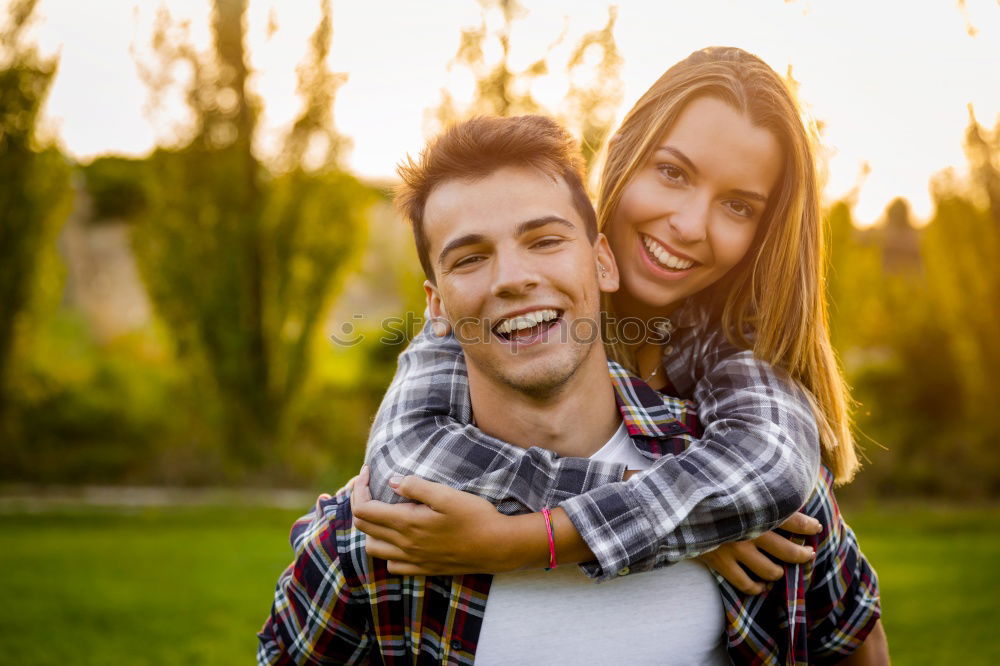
left=396, top=115, right=598, bottom=282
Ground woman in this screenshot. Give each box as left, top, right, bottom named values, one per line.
left=355, top=47, right=885, bottom=661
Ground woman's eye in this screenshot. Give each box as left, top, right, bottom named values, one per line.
left=656, top=163, right=686, bottom=184
left=725, top=200, right=754, bottom=218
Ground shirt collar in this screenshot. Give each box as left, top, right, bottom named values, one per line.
left=608, top=361, right=695, bottom=439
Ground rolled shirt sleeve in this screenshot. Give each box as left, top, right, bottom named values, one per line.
left=562, top=338, right=820, bottom=579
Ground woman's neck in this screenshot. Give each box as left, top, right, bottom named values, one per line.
left=610, top=290, right=684, bottom=384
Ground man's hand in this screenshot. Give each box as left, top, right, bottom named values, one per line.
left=352, top=467, right=514, bottom=575
left=696, top=512, right=821, bottom=594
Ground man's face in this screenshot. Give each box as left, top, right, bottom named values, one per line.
left=423, top=165, right=618, bottom=398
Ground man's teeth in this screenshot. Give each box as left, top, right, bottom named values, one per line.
left=495, top=309, right=559, bottom=335
left=642, top=235, right=695, bottom=270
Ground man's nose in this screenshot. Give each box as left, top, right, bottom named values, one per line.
left=668, top=194, right=710, bottom=244
left=491, top=250, right=539, bottom=297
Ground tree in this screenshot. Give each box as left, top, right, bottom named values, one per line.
left=430, top=1, right=623, bottom=176
left=0, top=0, right=71, bottom=416
left=431, top=0, right=546, bottom=131
left=132, top=0, right=374, bottom=474
left=562, top=6, right=622, bottom=173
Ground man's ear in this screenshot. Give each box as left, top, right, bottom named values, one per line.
left=594, top=233, right=620, bottom=294
left=424, top=280, right=452, bottom=336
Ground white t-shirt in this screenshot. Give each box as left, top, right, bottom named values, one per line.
left=474, top=422, right=728, bottom=665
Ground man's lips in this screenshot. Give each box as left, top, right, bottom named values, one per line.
left=492, top=308, right=564, bottom=342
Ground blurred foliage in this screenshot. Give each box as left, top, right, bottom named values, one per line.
left=80, top=156, right=149, bottom=221
left=834, top=111, right=1000, bottom=502
left=0, top=0, right=71, bottom=419
left=1, top=0, right=998, bottom=498
left=431, top=0, right=622, bottom=176
left=125, top=0, right=376, bottom=478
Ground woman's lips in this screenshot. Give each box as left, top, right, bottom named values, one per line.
left=638, top=234, right=699, bottom=280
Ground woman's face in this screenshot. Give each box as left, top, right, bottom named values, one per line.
left=607, top=96, right=783, bottom=320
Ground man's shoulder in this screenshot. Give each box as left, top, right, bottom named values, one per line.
left=289, top=490, right=372, bottom=582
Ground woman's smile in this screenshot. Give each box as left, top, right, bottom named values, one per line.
left=607, top=96, right=782, bottom=317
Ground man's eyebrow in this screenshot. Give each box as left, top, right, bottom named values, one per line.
left=515, top=215, right=577, bottom=237
left=437, top=216, right=577, bottom=266
left=438, top=233, right=487, bottom=266
left=654, top=146, right=769, bottom=203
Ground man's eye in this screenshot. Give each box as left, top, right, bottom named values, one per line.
left=454, top=255, right=485, bottom=268
left=532, top=237, right=564, bottom=249
left=656, top=164, right=686, bottom=184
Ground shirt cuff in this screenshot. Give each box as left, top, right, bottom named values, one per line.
left=558, top=480, right=660, bottom=582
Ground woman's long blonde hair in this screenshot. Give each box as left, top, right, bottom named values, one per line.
left=599, top=47, right=858, bottom=483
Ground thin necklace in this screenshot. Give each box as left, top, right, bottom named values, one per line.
left=641, top=317, right=674, bottom=384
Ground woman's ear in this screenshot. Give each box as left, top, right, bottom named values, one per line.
left=424, top=280, right=451, bottom=337
left=593, top=234, right=620, bottom=294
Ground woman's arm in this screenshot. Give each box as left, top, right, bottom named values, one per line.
left=365, top=321, right=626, bottom=512
left=364, top=320, right=820, bottom=580
left=557, top=331, right=820, bottom=579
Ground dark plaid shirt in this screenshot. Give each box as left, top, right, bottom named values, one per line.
left=258, top=366, right=880, bottom=665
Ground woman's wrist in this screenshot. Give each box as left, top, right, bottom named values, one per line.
left=498, top=507, right=597, bottom=571
left=499, top=512, right=552, bottom=571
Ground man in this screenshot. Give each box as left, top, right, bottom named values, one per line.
left=258, top=115, right=884, bottom=664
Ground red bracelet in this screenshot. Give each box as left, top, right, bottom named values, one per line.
left=541, top=507, right=557, bottom=570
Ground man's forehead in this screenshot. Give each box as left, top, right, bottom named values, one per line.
left=423, top=167, right=578, bottom=248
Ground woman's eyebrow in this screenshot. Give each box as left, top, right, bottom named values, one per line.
left=655, top=146, right=769, bottom=202
left=654, top=146, right=698, bottom=175
left=730, top=188, right=768, bottom=203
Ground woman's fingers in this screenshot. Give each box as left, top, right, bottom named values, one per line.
left=386, top=560, right=434, bottom=576
left=364, top=536, right=412, bottom=562
left=735, top=543, right=785, bottom=581
left=390, top=475, right=461, bottom=510
left=351, top=466, right=372, bottom=503
left=353, top=515, right=409, bottom=547
left=778, top=511, right=822, bottom=535
left=698, top=549, right=764, bottom=595
left=755, top=531, right=815, bottom=564
left=352, top=493, right=420, bottom=528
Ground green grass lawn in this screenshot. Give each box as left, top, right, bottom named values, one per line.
left=844, top=504, right=1000, bottom=665
left=1, top=501, right=997, bottom=664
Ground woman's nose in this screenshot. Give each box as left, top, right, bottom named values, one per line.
left=667, top=196, right=710, bottom=244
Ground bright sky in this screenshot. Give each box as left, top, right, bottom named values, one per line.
left=20, top=0, right=1000, bottom=226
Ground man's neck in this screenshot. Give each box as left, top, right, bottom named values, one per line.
left=466, top=349, right=621, bottom=458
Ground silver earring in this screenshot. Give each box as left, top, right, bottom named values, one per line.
left=599, top=264, right=607, bottom=278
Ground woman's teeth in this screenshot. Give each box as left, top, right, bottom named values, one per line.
left=495, top=309, right=559, bottom=335
left=642, top=235, right=696, bottom=271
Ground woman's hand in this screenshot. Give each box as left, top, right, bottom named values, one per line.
left=351, top=466, right=516, bottom=575
left=696, top=512, right=821, bottom=594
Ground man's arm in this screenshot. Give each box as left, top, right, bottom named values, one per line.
left=258, top=493, right=373, bottom=665
left=840, top=621, right=890, bottom=665
left=802, top=469, right=885, bottom=663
